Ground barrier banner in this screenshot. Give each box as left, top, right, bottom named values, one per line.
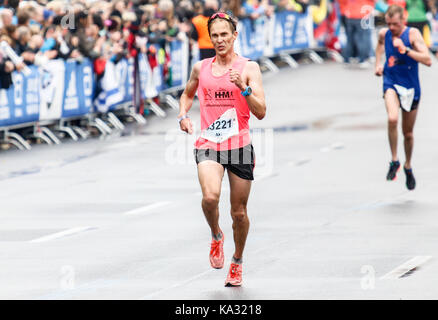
left=153, top=62, right=164, bottom=93
left=0, top=66, right=40, bottom=127
left=169, top=36, right=189, bottom=88
left=271, top=10, right=311, bottom=54
left=62, top=59, right=94, bottom=118
left=95, top=58, right=133, bottom=113
left=121, top=58, right=134, bottom=104
left=236, top=17, right=267, bottom=61
left=113, top=58, right=134, bottom=107
left=39, top=60, right=65, bottom=121
left=138, top=53, right=158, bottom=99
left=95, top=60, right=124, bottom=113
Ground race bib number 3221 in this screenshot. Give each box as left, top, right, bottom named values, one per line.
left=200, top=108, right=239, bottom=143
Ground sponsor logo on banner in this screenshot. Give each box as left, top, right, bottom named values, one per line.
left=0, top=67, right=39, bottom=127
left=127, top=59, right=134, bottom=99
left=253, top=18, right=266, bottom=56
left=272, top=10, right=310, bottom=53
left=274, top=16, right=285, bottom=51
left=39, top=60, right=65, bottom=121
left=13, top=73, right=24, bottom=118
left=153, top=63, right=163, bottom=92
left=25, top=72, right=39, bottom=116
left=236, top=17, right=266, bottom=60
left=115, top=59, right=128, bottom=100
left=283, top=14, right=297, bottom=47
left=139, top=53, right=158, bottom=99
left=62, top=59, right=94, bottom=118
left=95, top=58, right=130, bottom=113
left=64, top=63, right=79, bottom=111
left=170, top=40, right=183, bottom=86
left=95, top=61, right=122, bottom=113
left=82, top=65, right=93, bottom=109
left=295, top=16, right=309, bottom=46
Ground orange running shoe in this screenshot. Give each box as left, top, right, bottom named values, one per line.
left=225, top=263, right=242, bottom=287
left=209, top=232, right=224, bottom=269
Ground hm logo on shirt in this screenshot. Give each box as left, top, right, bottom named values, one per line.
left=215, top=90, right=233, bottom=99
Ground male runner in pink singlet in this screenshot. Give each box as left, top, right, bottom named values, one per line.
left=178, top=12, right=266, bottom=287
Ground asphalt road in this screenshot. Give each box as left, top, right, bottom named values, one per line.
left=1, top=56, right=438, bottom=300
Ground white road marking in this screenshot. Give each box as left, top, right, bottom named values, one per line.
left=29, top=226, right=96, bottom=243
left=124, top=201, right=172, bottom=216
left=380, top=256, right=432, bottom=279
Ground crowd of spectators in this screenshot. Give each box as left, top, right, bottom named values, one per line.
left=0, top=0, right=437, bottom=87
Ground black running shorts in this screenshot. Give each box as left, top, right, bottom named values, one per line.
left=194, top=144, right=255, bottom=181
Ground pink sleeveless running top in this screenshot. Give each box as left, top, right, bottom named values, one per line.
left=194, top=55, right=251, bottom=151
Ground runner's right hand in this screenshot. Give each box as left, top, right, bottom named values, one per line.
left=375, top=65, right=383, bottom=77
left=392, top=38, right=406, bottom=54
left=180, top=118, right=193, bottom=134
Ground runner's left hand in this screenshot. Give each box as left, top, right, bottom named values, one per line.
left=229, top=69, right=245, bottom=91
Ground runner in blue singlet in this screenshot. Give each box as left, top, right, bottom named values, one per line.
left=374, top=4, right=432, bottom=190
left=383, top=26, right=421, bottom=110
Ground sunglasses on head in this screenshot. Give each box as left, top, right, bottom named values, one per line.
left=208, top=12, right=232, bottom=23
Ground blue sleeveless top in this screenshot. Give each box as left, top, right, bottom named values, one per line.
left=383, top=27, right=421, bottom=99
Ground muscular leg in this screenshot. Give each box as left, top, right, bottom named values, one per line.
left=384, top=89, right=400, bottom=161
left=197, top=160, right=225, bottom=236
left=228, top=170, right=251, bottom=260
left=401, top=108, right=418, bottom=169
